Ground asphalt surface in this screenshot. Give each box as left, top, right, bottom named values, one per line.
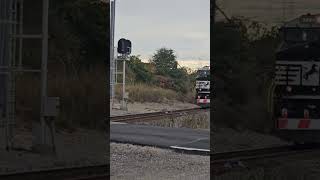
left=110, top=122, right=210, bottom=153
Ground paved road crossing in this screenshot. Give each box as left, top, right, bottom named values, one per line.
left=110, top=123, right=209, bottom=154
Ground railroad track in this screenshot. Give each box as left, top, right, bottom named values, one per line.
left=0, top=164, right=108, bottom=180
left=212, top=144, right=320, bottom=175
left=110, top=107, right=209, bottom=123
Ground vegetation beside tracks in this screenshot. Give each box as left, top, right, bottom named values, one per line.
left=213, top=16, right=281, bottom=132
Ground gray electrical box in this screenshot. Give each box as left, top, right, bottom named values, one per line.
left=44, top=97, right=60, bottom=117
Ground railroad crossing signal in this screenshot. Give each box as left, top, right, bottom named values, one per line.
left=117, top=38, right=132, bottom=55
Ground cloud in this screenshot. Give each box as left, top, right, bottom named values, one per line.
left=178, top=59, right=210, bottom=67
left=113, top=0, right=210, bottom=68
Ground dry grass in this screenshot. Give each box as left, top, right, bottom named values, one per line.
left=115, top=83, right=195, bottom=103
left=15, top=63, right=107, bottom=130
left=133, top=112, right=209, bottom=129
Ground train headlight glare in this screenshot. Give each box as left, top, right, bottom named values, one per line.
left=281, top=108, right=288, bottom=118
left=304, top=109, right=310, bottom=118
left=286, top=86, right=292, bottom=92
left=317, top=16, right=320, bottom=23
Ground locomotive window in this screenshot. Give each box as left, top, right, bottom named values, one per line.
left=196, top=70, right=210, bottom=80
left=285, top=29, right=320, bottom=42
left=285, top=29, right=302, bottom=42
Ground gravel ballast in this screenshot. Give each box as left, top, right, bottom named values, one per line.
left=110, top=143, right=210, bottom=180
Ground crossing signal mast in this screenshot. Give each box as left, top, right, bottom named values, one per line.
left=110, top=0, right=132, bottom=110
left=116, top=38, right=131, bottom=110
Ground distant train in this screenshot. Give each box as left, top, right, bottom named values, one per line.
left=195, top=66, right=210, bottom=107
left=270, top=13, right=320, bottom=143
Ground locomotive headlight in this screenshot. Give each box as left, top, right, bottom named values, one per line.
left=304, top=109, right=310, bottom=118
left=281, top=108, right=288, bottom=118
left=317, top=16, right=320, bottom=23
left=286, top=86, right=292, bottom=92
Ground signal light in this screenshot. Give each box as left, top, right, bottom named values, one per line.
left=117, top=38, right=132, bottom=55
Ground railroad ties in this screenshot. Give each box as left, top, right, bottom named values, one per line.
left=0, top=164, right=108, bottom=180
left=211, top=144, right=320, bottom=175
left=110, top=107, right=210, bottom=123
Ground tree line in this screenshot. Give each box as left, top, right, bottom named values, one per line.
left=125, top=48, right=197, bottom=94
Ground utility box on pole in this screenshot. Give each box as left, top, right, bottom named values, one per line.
left=44, top=97, right=60, bottom=117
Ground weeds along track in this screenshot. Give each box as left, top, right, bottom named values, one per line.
left=110, top=107, right=210, bottom=123
left=0, top=164, right=108, bottom=180
left=212, top=144, right=320, bottom=174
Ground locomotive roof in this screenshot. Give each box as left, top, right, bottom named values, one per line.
left=281, top=13, right=320, bottom=28
left=198, top=66, right=210, bottom=71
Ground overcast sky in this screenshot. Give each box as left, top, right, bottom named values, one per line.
left=216, top=0, right=320, bottom=25
left=114, top=0, right=210, bottom=69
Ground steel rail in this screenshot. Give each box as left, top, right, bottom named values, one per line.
left=110, top=107, right=210, bottom=122
left=0, top=164, right=108, bottom=180
left=212, top=144, right=319, bottom=164
left=211, top=144, right=320, bottom=174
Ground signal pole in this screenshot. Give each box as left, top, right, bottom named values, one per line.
left=110, top=0, right=116, bottom=110
left=117, top=39, right=131, bottom=111
left=211, top=0, right=215, bottom=66
left=41, top=0, right=49, bottom=145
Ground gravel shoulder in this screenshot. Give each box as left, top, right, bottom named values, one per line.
left=213, top=126, right=289, bottom=152
left=110, top=143, right=210, bottom=180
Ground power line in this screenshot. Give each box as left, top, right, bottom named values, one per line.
left=214, top=2, right=232, bottom=23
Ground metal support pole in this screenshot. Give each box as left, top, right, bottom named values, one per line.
left=6, top=0, right=13, bottom=151
left=18, top=0, right=23, bottom=69
left=121, top=56, right=126, bottom=110
left=211, top=0, right=215, bottom=120
left=40, top=0, right=49, bottom=145
left=110, top=0, right=116, bottom=110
